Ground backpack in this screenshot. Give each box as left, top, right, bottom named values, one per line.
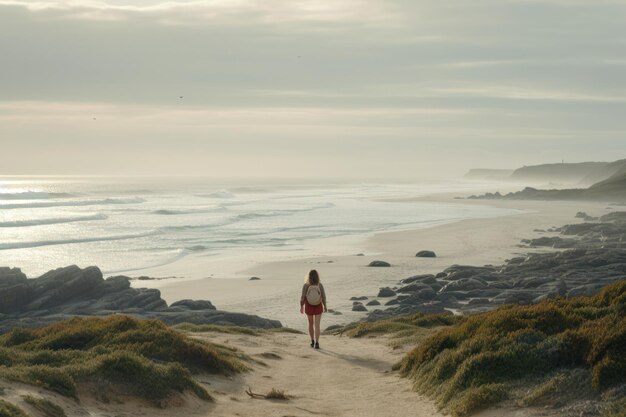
left=306, top=284, right=322, bottom=306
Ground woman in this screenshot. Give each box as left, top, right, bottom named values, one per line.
left=300, top=269, right=327, bottom=349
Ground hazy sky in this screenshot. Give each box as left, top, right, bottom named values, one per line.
left=1, top=0, right=625, bottom=179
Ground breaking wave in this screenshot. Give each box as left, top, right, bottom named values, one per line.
left=0, top=214, right=108, bottom=228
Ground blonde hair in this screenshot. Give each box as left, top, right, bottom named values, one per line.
left=305, top=269, right=320, bottom=285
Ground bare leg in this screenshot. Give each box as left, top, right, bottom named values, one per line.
left=307, top=314, right=314, bottom=341
left=314, top=314, right=322, bottom=342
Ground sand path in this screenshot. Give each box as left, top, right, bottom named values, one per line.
left=201, top=331, right=444, bottom=417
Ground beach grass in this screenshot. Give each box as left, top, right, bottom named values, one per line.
left=0, top=315, right=250, bottom=404
left=330, top=312, right=463, bottom=349
left=398, top=279, right=626, bottom=416
left=22, top=395, right=66, bottom=417
left=0, top=399, right=30, bottom=417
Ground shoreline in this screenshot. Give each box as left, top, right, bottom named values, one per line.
left=149, top=195, right=614, bottom=330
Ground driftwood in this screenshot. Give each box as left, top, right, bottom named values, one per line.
left=245, top=387, right=267, bottom=399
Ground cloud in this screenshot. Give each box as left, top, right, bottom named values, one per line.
left=0, top=0, right=399, bottom=26
left=1, top=0, right=625, bottom=177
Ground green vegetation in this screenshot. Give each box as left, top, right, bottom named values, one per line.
left=397, top=280, right=626, bottom=416
left=174, top=323, right=302, bottom=335
left=330, top=312, right=463, bottom=349
left=22, top=395, right=66, bottom=417
left=0, top=316, right=250, bottom=404
left=0, top=399, right=30, bottom=417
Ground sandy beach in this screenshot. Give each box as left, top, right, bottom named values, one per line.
left=146, top=196, right=615, bottom=330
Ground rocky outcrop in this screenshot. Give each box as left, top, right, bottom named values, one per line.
left=0, top=267, right=29, bottom=314
left=415, top=250, right=437, bottom=258
left=350, top=212, right=626, bottom=321
left=0, top=265, right=281, bottom=333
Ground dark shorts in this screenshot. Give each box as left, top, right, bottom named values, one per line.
left=305, top=301, right=323, bottom=316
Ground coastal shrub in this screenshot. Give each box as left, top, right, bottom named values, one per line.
left=451, top=384, right=507, bottom=417
left=337, top=312, right=463, bottom=339
left=7, top=366, right=76, bottom=397
left=90, top=351, right=211, bottom=401
left=399, top=280, right=626, bottom=416
left=22, top=395, right=66, bottom=417
left=0, top=400, right=30, bottom=417
left=0, top=316, right=249, bottom=404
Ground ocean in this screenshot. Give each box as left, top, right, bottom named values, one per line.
left=0, top=177, right=519, bottom=278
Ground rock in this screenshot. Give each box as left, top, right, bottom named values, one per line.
left=249, top=276, right=261, bottom=281
left=355, top=253, right=365, bottom=256
left=170, top=299, right=216, bottom=310
left=468, top=298, right=490, bottom=305
left=401, top=274, right=436, bottom=285
left=350, top=296, right=368, bottom=301
left=0, top=265, right=282, bottom=331
left=522, top=236, right=577, bottom=248
left=493, top=291, right=536, bottom=305
left=567, top=285, right=604, bottom=298
left=368, top=260, right=391, bottom=267
left=0, top=267, right=30, bottom=314
left=600, top=211, right=626, bottom=222
left=533, top=293, right=557, bottom=303
left=397, top=283, right=430, bottom=294
left=444, top=266, right=495, bottom=281
left=436, top=291, right=467, bottom=301
left=576, top=212, right=598, bottom=221
left=466, top=289, right=501, bottom=298
left=352, top=302, right=368, bottom=312
left=0, top=267, right=28, bottom=286
left=366, top=300, right=381, bottom=306
left=415, top=250, right=436, bottom=258
left=377, top=287, right=396, bottom=297
left=366, top=214, right=626, bottom=319
left=440, top=278, right=487, bottom=292
left=518, top=277, right=554, bottom=289
left=417, top=288, right=437, bottom=300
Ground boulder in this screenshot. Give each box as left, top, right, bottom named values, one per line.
left=368, top=260, right=391, bottom=267
left=366, top=300, right=381, bottom=306
left=350, top=296, right=368, bottom=301
left=352, top=302, right=368, bottom=312
left=377, top=287, right=396, bottom=297
left=415, top=250, right=436, bottom=258
left=170, top=299, right=216, bottom=310
left=417, top=288, right=437, bottom=300
left=249, top=276, right=261, bottom=281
